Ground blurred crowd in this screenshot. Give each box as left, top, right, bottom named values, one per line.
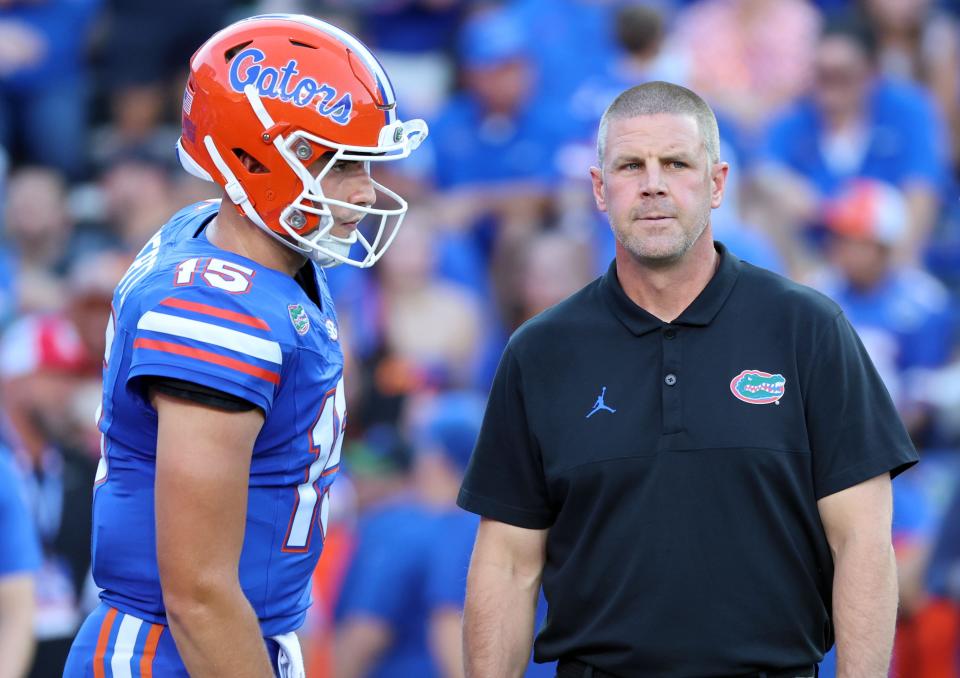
left=0, top=0, right=958, bottom=676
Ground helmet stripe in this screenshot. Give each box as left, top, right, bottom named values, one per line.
left=247, top=14, right=397, bottom=111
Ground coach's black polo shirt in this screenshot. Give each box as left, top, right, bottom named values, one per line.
left=458, top=242, right=917, bottom=677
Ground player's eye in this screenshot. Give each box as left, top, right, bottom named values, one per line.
left=331, top=160, right=363, bottom=173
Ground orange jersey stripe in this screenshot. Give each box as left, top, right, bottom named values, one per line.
left=134, top=338, right=281, bottom=385
left=159, top=297, right=270, bottom=330
left=93, top=607, right=119, bottom=678
left=139, top=624, right=165, bottom=678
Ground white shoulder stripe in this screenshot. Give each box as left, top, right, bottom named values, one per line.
left=138, top=311, right=283, bottom=364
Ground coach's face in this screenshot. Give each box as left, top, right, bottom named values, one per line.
left=591, top=113, right=727, bottom=265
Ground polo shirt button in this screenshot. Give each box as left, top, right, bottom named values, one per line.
left=664, top=373, right=677, bottom=386
left=664, top=328, right=677, bottom=340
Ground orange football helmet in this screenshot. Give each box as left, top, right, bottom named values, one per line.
left=177, top=14, right=428, bottom=267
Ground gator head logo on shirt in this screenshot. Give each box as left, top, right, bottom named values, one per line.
left=730, top=370, right=786, bottom=405
left=288, top=304, right=310, bottom=335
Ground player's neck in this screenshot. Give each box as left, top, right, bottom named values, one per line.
left=207, top=202, right=307, bottom=277
left=615, top=231, right=719, bottom=323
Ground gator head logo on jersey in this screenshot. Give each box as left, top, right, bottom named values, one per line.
left=288, top=304, right=310, bottom=335
left=730, top=370, right=786, bottom=405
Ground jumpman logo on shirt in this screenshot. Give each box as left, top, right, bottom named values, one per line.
left=586, top=386, right=617, bottom=418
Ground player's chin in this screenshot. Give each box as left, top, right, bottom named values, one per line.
left=329, top=220, right=361, bottom=239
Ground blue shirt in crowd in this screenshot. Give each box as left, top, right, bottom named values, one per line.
left=815, top=268, right=954, bottom=374
left=335, top=498, right=438, bottom=678
left=761, top=79, right=948, bottom=197
left=427, top=94, right=577, bottom=190
left=0, top=448, right=41, bottom=577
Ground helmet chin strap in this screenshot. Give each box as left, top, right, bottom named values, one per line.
left=312, top=229, right=358, bottom=268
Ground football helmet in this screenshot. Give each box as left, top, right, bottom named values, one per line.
left=177, top=14, right=428, bottom=267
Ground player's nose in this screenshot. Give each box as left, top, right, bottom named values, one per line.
left=347, top=170, right=377, bottom=209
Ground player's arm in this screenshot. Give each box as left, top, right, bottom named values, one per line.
left=153, top=389, right=274, bottom=678
left=463, top=518, right=546, bottom=678
left=0, top=573, right=35, bottom=678
left=817, top=472, right=897, bottom=678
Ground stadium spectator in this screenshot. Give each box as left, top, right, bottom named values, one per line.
left=327, top=209, right=487, bottom=432
left=510, top=230, right=595, bottom=331
left=333, top=425, right=436, bottom=678
left=0, top=447, right=40, bottom=678
left=303, top=476, right=358, bottom=678
left=927, top=477, right=960, bottom=607
left=0, top=166, right=116, bottom=320
left=753, top=18, right=948, bottom=269
left=354, top=0, right=466, bottom=118
left=1, top=168, right=74, bottom=315
left=858, top=0, right=960, bottom=169
left=0, top=0, right=101, bottom=179
left=375, top=213, right=484, bottom=387
left=510, top=0, right=619, bottom=111
left=94, top=149, right=180, bottom=252
left=409, top=391, right=483, bottom=678
left=810, top=179, right=954, bottom=442
left=672, top=0, right=821, bottom=132
left=0, top=247, right=122, bottom=675
left=568, top=3, right=689, bottom=144
left=427, top=6, right=573, bottom=240
left=409, top=389, right=555, bottom=678
left=888, top=452, right=960, bottom=678
left=0, top=309, right=100, bottom=677
left=94, top=0, right=231, bottom=165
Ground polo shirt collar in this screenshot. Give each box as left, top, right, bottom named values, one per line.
left=601, top=240, right=741, bottom=336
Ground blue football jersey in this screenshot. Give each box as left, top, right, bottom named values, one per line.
left=92, top=200, right=345, bottom=636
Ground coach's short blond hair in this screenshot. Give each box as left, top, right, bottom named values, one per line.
left=597, top=81, right=720, bottom=165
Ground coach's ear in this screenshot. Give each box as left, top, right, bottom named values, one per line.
left=590, top=166, right=607, bottom=213
left=710, top=161, right=730, bottom=210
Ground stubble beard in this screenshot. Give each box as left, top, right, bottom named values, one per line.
left=613, top=202, right=712, bottom=268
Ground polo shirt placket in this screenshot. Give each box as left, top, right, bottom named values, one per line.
left=661, top=326, right=682, bottom=435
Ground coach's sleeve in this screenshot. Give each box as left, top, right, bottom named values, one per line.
left=804, top=311, right=918, bottom=500
left=457, top=344, right=554, bottom=529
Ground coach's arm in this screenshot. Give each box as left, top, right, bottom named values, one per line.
left=463, top=518, right=547, bottom=678
left=818, top=472, right=897, bottom=678
left=153, top=390, right=274, bottom=678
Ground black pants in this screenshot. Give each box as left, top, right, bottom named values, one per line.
left=556, top=659, right=819, bottom=678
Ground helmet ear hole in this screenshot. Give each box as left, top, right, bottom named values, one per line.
left=232, top=148, right=270, bottom=174
left=224, top=41, right=253, bottom=63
